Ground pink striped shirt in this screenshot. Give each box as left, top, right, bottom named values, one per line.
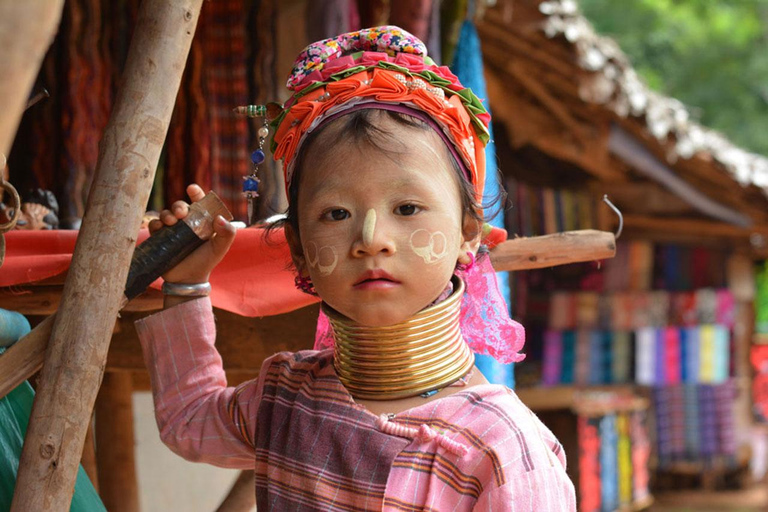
left=135, top=297, right=576, bottom=510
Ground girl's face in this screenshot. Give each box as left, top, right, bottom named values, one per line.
left=288, top=118, right=478, bottom=327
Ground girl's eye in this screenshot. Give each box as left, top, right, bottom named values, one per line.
left=324, top=209, right=350, bottom=221
left=396, top=204, right=420, bottom=216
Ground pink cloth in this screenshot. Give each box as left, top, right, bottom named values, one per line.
left=135, top=298, right=575, bottom=510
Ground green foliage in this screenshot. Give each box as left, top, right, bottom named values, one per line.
left=578, top=0, right=768, bottom=156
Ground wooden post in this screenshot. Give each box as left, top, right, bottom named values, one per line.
left=95, top=372, right=138, bottom=512
left=10, top=1, right=203, bottom=509
left=216, top=471, right=256, bottom=512
left=0, top=1, right=65, bottom=157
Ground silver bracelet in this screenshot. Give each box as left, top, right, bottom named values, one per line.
left=161, top=281, right=212, bottom=297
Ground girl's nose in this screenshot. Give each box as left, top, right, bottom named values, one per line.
left=352, top=209, right=396, bottom=257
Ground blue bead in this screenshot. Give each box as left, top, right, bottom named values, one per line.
left=250, top=149, right=265, bottom=165
left=243, top=178, right=260, bottom=192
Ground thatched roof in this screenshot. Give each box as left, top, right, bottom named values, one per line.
left=538, top=0, right=768, bottom=191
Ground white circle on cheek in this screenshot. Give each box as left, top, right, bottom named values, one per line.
left=409, top=229, right=449, bottom=264
left=317, top=246, right=338, bottom=276
left=304, top=241, right=339, bottom=276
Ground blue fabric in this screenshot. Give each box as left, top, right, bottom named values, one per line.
left=0, top=315, right=105, bottom=511
left=451, top=19, right=516, bottom=388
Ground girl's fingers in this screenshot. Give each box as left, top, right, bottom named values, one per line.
left=210, top=215, right=237, bottom=258
left=171, top=200, right=189, bottom=219
left=159, top=209, right=178, bottom=226
left=148, top=218, right=164, bottom=234
left=187, top=184, right=205, bottom=203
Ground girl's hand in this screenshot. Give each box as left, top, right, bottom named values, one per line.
left=147, top=183, right=236, bottom=284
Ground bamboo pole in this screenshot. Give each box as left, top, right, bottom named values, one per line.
left=0, top=229, right=616, bottom=400
left=95, top=372, right=138, bottom=512
left=0, top=1, right=65, bottom=158
left=10, top=1, right=203, bottom=509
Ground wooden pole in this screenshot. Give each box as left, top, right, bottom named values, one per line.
left=10, top=1, right=203, bottom=509
left=216, top=471, right=256, bottom=512
left=0, top=1, right=65, bottom=158
left=95, top=372, right=138, bottom=512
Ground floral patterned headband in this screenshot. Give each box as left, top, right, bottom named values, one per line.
left=237, top=26, right=491, bottom=203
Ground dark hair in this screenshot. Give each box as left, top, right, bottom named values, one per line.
left=267, top=109, right=503, bottom=245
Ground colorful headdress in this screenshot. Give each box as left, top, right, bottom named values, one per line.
left=241, top=26, right=492, bottom=202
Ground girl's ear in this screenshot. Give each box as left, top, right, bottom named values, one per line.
left=458, top=217, right=482, bottom=265
left=284, top=224, right=308, bottom=275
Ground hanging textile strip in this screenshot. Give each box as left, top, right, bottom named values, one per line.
left=630, top=411, right=651, bottom=502
left=202, top=0, right=249, bottom=220
left=578, top=415, right=602, bottom=512
left=542, top=330, right=563, bottom=386
left=599, top=414, right=619, bottom=511
left=616, top=413, right=633, bottom=507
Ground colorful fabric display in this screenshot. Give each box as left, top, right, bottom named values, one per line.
left=616, top=414, right=633, bottom=507
left=561, top=331, right=576, bottom=384
left=612, top=331, right=632, bottom=384
left=576, top=330, right=592, bottom=385
left=716, top=289, right=735, bottom=328
left=576, top=292, right=599, bottom=329
left=542, top=330, right=563, bottom=386
left=751, top=345, right=768, bottom=423
left=611, top=292, right=633, bottom=331
left=653, top=387, right=673, bottom=465
left=714, top=381, right=736, bottom=458
left=699, top=325, right=716, bottom=383
left=635, top=327, right=656, bottom=386
left=631, top=412, right=651, bottom=503
left=550, top=292, right=576, bottom=330
left=685, top=327, right=700, bottom=383
left=654, top=328, right=666, bottom=385
left=668, top=385, right=686, bottom=458
left=599, top=414, right=619, bottom=511
left=578, top=416, right=602, bottom=512
left=647, top=290, right=670, bottom=326
left=628, top=240, right=653, bottom=292
left=589, top=331, right=605, bottom=385
left=630, top=293, right=650, bottom=329
left=713, top=325, right=730, bottom=383
left=695, top=288, right=717, bottom=324
left=683, top=384, right=700, bottom=459
left=698, top=384, right=719, bottom=461
left=664, top=327, right=682, bottom=384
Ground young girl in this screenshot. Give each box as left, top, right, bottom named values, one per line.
left=138, top=26, right=576, bottom=510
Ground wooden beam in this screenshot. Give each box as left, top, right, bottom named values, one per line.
left=622, top=214, right=768, bottom=239
left=0, top=1, right=65, bottom=157
left=95, top=372, right=139, bottom=512
left=11, top=1, right=203, bottom=509
left=491, top=230, right=615, bottom=271
left=0, top=286, right=164, bottom=316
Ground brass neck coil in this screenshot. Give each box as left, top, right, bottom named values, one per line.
left=324, top=277, right=474, bottom=400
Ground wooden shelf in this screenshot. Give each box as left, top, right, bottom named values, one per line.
left=515, top=384, right=643, bottom=412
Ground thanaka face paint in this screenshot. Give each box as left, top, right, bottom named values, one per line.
left=305, top=241, right=339, bottom=276
left=362, top=209, right=376, bottom=247
left=409, top=229, right=449, bottom=264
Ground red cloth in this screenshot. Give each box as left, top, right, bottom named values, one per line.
left=2, top=229, right=318, bottom=317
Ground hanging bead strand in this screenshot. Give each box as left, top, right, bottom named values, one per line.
left=243, top=118, right=268, bottom=225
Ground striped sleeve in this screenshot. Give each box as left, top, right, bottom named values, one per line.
left=135, top=297, right=261, bottom=469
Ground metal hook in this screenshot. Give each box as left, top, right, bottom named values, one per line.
left=602, top=194, right=623, bottom=239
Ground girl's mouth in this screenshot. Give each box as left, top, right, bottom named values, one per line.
left=353, top=270, right=400, bottom=289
